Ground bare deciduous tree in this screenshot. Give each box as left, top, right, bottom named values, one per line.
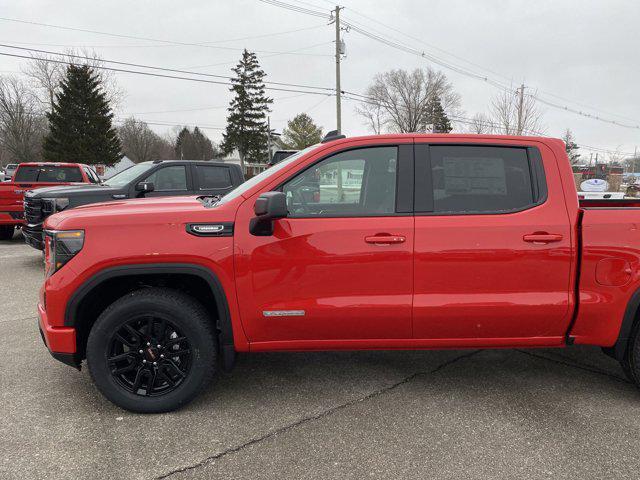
left=355, top=101, right=385, bottom=134
left=0, top=76, right=47, bottom=163
left=118, top=117, right=173, bottom=163
left=357, top=68, right=461, bottom=133
left=22, top=49, right=124, bottom=111
left=490, top=88, right=545, bottom=135
left=467, top=113, right=494, bottom=134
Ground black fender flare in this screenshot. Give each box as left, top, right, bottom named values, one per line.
left=65, top=263, right=236, bottom=367
left=609, top=287, right=640, bottom=361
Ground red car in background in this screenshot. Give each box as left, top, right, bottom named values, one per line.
left=0, top=162, right=98, bottom=240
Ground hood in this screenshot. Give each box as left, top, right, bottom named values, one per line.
left=27, top=183, right=119, bottom=198
left=45, top=195, right=238, bottom=230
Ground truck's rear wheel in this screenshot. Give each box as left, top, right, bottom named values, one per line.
left=621, top=321, right=640, bottom=384
left=0, top=225, right=14, bottom=240
left=86, top=288, right=217, bottom=413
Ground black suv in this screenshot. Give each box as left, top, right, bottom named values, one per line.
left=23, top=160, right=244, bottom=250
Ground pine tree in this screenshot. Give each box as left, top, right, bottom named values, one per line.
left=221, top=50, right=272, bottom=170
left=174, top=126, right=217, bottom=160
left=424, top=95, right=452, bottom=133
left=281, top=113, right=323, bottom=149
left=562, top=128, right=581, bottom=164
left=43, top=64, right=121, bottom=165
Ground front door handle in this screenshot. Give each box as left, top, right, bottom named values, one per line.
left=365, top=234, right=406, bottom=245
left=523, top=233, right=563, bottom=244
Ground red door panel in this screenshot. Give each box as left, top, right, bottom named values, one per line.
left=413, top=142, right=574, bottom=341
left=235, top=215, right=414, bottom=342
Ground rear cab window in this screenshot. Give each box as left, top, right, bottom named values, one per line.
left=415, top=145, right=545, bottom=214
left=196, top=165, right=232, bottom=190
left=14, top=165, right=84, bottom=183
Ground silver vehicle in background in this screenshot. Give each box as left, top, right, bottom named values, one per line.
left=3, top=164, right=18, bottom=181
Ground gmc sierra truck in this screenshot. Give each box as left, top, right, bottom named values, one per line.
left=0, top=162, right=97, bottom=240
left=38, top=133, right=640, bottom=413
left=23, top=160, right=244, bottom=249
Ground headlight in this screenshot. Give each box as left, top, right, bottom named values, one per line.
left=44, top=230, right=84, bottom=277
left=42, top=198, right=70, bottom=214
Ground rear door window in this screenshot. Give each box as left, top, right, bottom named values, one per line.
left=196, top=165, right=232, bottom=190
left=427, top=146, right=535, bottom=214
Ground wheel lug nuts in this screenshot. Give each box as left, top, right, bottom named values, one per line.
left=153, top=362, right=157, bottom=366
left=160, top=354, right=164, bottom=358
left=157, top=344, right=161, bottom=348
left=139, top=350, right=143, bottom=354
left=146, top=342, right=151, bottom=346
left=142, top=359, right=147, bottom=363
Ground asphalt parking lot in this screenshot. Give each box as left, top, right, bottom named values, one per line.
left=2, top=230, right=640, bottom=479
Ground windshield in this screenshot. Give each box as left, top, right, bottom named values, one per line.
left=217, top=145, right=317, bottom=204
left=14, top=165, right=83, bottom=183
left=104, top=163, right=155, bottom=187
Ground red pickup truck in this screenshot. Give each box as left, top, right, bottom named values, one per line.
left=0, top=162, right=97, bottom=240
left=38, top=133, right=640, bottom=412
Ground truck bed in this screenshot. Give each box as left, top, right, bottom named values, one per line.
left=570, top=206, right=640, bottom=348
left=579, top=198, right=640, bottom=208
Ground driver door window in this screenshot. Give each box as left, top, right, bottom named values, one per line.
left=144, top=166, right=187, bottom=192
left=282, top=146, right=397, bottom=217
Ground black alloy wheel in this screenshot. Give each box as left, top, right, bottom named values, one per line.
left=86, top=288, right=217, bottom=413
left=108, top=315, right=192, bottom=397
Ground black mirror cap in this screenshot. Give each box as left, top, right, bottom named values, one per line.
left=135, top=181, right=155, bottom=192
left=250, top=192, right=287, bottom=236
left=254, top=191, right=287, bottom=218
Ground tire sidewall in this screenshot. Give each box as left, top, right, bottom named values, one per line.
left=87, top=291, right=216, bottom=413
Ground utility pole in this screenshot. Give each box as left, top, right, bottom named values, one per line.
left=516, top=83, right=525, bottom=135
left=334, top=6, right=343, bottom=134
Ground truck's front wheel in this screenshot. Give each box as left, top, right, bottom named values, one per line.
left=86, top=288, right=217, bottom=413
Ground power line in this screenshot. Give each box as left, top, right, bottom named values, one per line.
left=530, top=94, right=640, bottom=130
left=0, top=44, right=337, bottom=93
left=183, top=41, right=333, bottom=70
left=0, top=50, right=338, bottom=97
left=256, top=0, right=330, bottom=18
left=0, top=16, right=333, bottom=56
left=130, top=93, right=308, bottom=115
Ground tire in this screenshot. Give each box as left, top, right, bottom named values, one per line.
left=86, top=288, right=217, bottom=413
left=0, top=225, right=14, bottom=240
left=621, top=320, right=640, bottom=384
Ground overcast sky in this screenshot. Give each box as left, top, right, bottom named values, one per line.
left=1, top=0, right=639, bottom=160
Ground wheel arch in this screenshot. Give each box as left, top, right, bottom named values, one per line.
left=66, top=263, right=236, bottom=369
left=607, top=287, right=640, bottom=361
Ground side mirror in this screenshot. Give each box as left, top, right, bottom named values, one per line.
left=135, top=181, right=155, bottom=193
left=250, top=191, right=287, bottom=236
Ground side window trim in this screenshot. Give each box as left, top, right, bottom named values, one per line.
left=276, top=144, right=412, bottom=218
left=414, top=143, right=548, bottom=216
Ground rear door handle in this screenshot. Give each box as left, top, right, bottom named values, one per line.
left=365, top=235, right=406, bottom=245
left=523, top=233, right=563, bottom=244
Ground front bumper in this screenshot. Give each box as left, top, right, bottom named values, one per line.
left=23, top=223, right=44, bottom=250
left=38, top=302, right=80, bottom=368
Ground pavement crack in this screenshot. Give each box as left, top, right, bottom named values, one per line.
left=515, top=349, right=629, bottom=384
left=155, top=349, right=480, bottom=479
